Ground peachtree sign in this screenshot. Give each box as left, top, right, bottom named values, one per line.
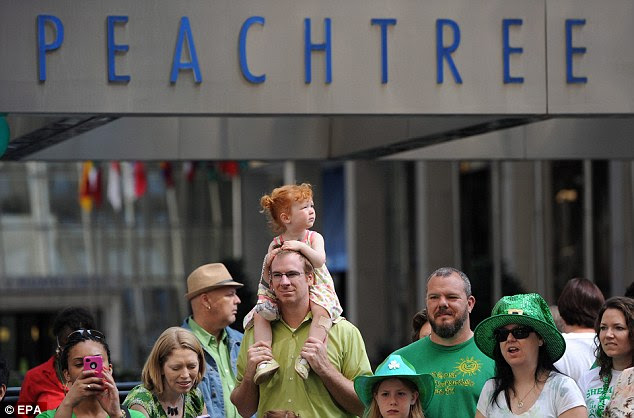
left=1, top=0, right=633, bottom=115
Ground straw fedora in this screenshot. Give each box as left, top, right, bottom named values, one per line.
left=354, top=354, right=435, bottom=411
left=185, top=263, right=243, bottom=300
left=473, top=293, right=566, bottom=363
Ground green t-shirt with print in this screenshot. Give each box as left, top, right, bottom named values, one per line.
left=393, top=336, right=495, bottom=418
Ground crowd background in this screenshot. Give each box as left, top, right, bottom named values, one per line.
left=0, top=159, right=632, bottom=387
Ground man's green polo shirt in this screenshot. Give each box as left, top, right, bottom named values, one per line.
left=236, top=314, right=372, bottom=417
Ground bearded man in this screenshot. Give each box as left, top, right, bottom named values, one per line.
left=392, top=267, right=495, bottom=418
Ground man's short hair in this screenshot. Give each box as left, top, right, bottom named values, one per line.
left=426, top=267, right=472, bottom=297
left=558, top=278, right=605, bottom=328
left=625, top=281, right=634, bottom=298
left=53, top=307, right=96, bottom=339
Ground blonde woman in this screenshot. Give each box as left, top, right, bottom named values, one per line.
left=124, top=327, right=207, bottom=418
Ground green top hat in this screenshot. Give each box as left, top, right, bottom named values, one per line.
left=353, top=354, right=435, bottom=410
left=474, top=293, right=566, bottom=363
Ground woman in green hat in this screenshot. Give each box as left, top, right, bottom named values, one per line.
left=354, top=354, right=434, bottom=418
left=473, top=293, right=586, bottom=417
left=578, top=297, right=634, bottom=418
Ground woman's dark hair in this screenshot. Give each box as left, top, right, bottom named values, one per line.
left=53, top=307, right=96, bottom=340
left=59, top=331, right=111, bottom=374
left=557, top=278, right=604, bottom=329
left=490, top=330, right=559, bottom=410
left=595, top=297, right=634, bottom=384
left=411, top=309, right=429, bottom=342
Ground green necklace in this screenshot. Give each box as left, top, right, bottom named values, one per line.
left=596, top=374, right=611, bottom=417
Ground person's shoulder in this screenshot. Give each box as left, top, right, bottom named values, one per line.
left=124, top=384, right=153, bottom=403
left=188, top=387, right=205, bottom=408
left=22, top=357, right=58, bottom=389
left=35, top=409, right=56, bottom=418
left=578, top=366, right=599, bottom=388
left=332, top=317, right=360, bottom=333
left=226, top=326, right=244, bottom=339
left=549, top=371, right=577, bottom=385
left=308, top=230, right=324, bottom=240
left=124, top=385, right=157, bottom=415
left=181, top=317, right=192, bottom=330
left=393, top=337, right=429, bottom=356
left=24, top=356, right=55, bottom=377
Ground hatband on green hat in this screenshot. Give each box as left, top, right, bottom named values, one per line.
left=473, top=293, right=565, bottom=363
left=353, top=354, right=435, bottom=411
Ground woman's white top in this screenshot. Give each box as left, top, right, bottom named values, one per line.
left=476, top=371, right=586, bottom=417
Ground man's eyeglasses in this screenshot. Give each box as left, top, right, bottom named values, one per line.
left=493, top=326, right=534, bottom=342
left=271, top=271, right=304, bottom=280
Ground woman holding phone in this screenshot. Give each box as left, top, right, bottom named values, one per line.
left=36, top=329, right=144, bottom=418
left=123, top=327, right=207, bottom=418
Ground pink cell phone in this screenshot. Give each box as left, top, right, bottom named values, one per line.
left=83, top=355, right=103, bottom=378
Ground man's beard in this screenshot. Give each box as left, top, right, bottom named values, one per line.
left=430, top=306, right=469, bottom=339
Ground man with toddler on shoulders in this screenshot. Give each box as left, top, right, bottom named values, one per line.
left=231, top=248, right=372, bottom=417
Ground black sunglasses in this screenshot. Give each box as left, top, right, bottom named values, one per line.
left=66, top=329, right=105, bottom=341
left=493, top=326, right=534, bottom=342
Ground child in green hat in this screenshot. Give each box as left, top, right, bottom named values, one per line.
left=354, top=354, right=434, bottom=418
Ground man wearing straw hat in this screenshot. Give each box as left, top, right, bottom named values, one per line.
left=181, top=263, right=245, bottom=418
left=392, top=267, right=495, bottom=418
left=231, top=249, right=372, bottom=418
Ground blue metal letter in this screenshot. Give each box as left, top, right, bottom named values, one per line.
left=371, top=18, right=397, bottom=84
left=239, top=16, right=266, bottom=84
left=107, top=16, right=130, bottom=83
left=502, top=19, right=524, bottom=84
left=170, top=17, right=202, bottom=84
left=566, top=19, right=587, bottom=84
left=37, top=15, right=64, bottom=82
left=304, top=18, right=332, bottom=84
left=436, top=19, right=462, bottom=84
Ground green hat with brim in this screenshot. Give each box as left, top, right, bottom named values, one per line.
left=474, top=293, right=566, bottom=363
left=353, top=354, right=435, bottom=411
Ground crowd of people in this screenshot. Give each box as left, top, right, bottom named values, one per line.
left=4, top=182, right=634, bottom=417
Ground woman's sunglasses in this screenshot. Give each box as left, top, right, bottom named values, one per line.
left=493, top=326, right=534, bottom=342
left=65, top=329, right=105, bottom=341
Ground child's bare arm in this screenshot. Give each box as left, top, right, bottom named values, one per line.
left=282, top=232, right=326, bottom=268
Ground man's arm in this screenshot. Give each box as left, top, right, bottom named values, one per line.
left=230, top=341, right=273, bottom=417
left=301, top=337, right=365, bottom=417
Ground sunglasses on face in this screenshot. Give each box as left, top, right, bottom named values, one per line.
left=493, top=326, right=534, bottom=342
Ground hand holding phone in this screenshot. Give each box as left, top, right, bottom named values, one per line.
left=83, top=355, right=103, bottom=378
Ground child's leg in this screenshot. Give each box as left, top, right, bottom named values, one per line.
left=295, top=301, right=332, bottom=380
left=254, top=312, right=273, bottom=346
left=308, top=301, right=332, bottom=343
left=253, top=312, right=279, bottom=385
